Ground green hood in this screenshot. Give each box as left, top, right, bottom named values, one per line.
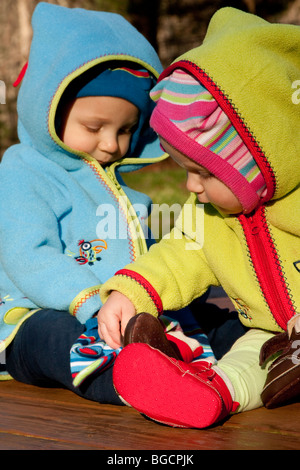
left=163, top=7, right=300, bottom=203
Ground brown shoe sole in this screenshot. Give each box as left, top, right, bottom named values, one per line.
left=123, top=312, right=182, bottom=360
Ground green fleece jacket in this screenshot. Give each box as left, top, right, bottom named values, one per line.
left=101, top=7, right=300, bottom=333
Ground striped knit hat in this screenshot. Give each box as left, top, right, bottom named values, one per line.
left=150, top=69, right=266, bottom=213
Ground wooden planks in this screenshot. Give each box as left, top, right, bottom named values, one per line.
left=1, top=294, right=299, bottom=451
left=0, top=379, right=299, bottom=450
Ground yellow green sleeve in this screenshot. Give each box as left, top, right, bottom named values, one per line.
left=101, top=196, right=218, bottom=314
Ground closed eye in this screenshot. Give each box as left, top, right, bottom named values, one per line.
left=85, top=126, right=100, bottom=133
left=197, top=166, right=213, bottom=179
left=198, top=170, right=213, bottom=179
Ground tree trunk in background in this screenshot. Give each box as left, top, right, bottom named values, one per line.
left=17, top=0, right=32, bottom=62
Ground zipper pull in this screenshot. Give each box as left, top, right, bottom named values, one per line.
left=249, top=215, right=260, bottom=235
left=251, top=225, right=260, bottom=235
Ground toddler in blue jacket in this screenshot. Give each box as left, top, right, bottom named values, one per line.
left=0, top=3, right=245, bottom=404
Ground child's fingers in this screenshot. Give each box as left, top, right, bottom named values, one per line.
left=120, top=310, right=136, bottom=338
left=98, top=318, right=121, bottom=349
left=97, top=291, right=136, bottom=349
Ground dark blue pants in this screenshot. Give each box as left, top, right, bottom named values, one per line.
left=6, top=309, right=123, bottom=405
left=191, top=301, right=249, bottom=360
left=6, top=304, right=247, bottom=404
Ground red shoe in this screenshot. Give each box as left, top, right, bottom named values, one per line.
left=113, top=343, right=238, bottom=428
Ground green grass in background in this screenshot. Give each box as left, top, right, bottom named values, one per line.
left=122, top=160, right=189, bottom=240
left=123, top=166, right=188, bottom=205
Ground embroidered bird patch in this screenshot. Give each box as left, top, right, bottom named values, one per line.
left=74, top=239, right=107, bottom=265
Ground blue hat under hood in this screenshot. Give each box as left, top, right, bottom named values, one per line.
left=16, top=2, right=165, bottom=171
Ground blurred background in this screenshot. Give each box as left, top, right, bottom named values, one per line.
left=1, top=0, right=299, bottom=228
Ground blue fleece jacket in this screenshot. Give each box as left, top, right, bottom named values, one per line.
left=0, top=3, right=166, bottom=352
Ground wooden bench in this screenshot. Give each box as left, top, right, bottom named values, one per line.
left=1, top=294, right=299, bottom=450
left=1, top=379, right=300, bottom=450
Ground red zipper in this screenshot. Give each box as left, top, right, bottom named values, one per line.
left=239, top=206, right=296, bottom=330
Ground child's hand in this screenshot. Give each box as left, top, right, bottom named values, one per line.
left=97, top=291, right=136, bottom=349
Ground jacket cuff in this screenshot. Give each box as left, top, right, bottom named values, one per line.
left=69, top=286, right=102, bottom=324
left=100, top=269, right=163, bottom=317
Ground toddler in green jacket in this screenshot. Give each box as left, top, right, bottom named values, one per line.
left=98, top=7, right=300, bottom=428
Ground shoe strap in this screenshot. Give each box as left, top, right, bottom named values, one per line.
left=191, top=361, right=239, bottom=415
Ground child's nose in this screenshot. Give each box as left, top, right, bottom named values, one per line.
left=186, top=172, right=204, bottom=193
left=99, top=131, right=119, bottom=154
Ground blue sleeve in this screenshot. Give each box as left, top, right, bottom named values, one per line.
left=0, top=158, right=102, bottom=323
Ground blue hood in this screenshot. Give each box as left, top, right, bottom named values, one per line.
left=0, top=3, right=168, bottom=349
left=17, top=2, right=165, bottom=171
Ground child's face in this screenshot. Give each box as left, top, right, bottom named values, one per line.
left=60, top=96, right=139, bottom=165
left=160, top=137, right=243, bottom=215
